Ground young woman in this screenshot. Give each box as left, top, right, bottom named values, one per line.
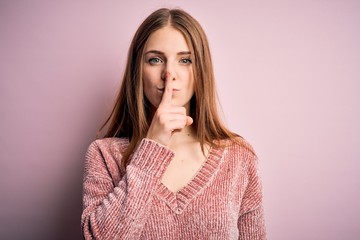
left=81, top=8, right=266, bottom=239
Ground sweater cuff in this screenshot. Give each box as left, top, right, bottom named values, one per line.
left=129, top=138, right=174, bottom=178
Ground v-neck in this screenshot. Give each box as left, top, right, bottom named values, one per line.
left=155, top=146, right=226, bottom=214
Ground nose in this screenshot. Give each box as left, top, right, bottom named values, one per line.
left=161, top=63, right=177, bottom=81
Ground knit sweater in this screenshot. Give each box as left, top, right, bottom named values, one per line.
left=81, top=137, right=266, bottom=240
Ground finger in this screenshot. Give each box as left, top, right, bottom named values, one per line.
left=160, top=71, right=173, bottom=106
left=168, top=119, right=187, bottom=131
left=185, top=116, right=193, bottom=126
left=156, top=113, right=186, bottom=126
left=158, top=106, right=186, bottom=115
left=168, top=116, right=192, bottom=130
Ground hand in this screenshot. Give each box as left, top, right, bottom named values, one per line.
left=146, top=72, right=193, bottom=146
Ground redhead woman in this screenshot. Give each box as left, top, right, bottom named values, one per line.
left=81, top=8, right=266, bottom=239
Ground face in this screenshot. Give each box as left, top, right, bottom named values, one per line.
left=142, top=25, right=194, bottom=112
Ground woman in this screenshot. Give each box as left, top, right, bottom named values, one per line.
left=81, top=8, right=266, bottom=239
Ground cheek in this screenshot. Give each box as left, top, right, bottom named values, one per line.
left=184, top=71, right=195, bottom=92
left=142, top=75, right=161, bottom=107
left=142, top=67, right=159, bottom=87
left=142, top=68, right=154, bottom=91
left=142, top=78, right=153, bottom=101
left=178, top=68, right=194, bottom=86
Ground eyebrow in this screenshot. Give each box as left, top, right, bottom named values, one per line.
left=144, top=50, right=191, bottom=55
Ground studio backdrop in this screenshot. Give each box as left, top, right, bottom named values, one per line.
left=1, top=1, right=359, bottom=239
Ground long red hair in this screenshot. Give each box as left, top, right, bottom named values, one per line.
left=98, top=8, right=243, bottom=169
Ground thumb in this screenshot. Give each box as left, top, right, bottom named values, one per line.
left=186, top=116, right=193, bottom=126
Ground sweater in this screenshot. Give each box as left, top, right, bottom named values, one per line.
left=81, top=137, right=266, bottom=240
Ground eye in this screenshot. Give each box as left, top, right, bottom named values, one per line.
left=148, top=57, right=163, bottom=65
left=180, top=58, right=192, bottom=64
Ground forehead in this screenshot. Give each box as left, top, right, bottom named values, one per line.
left=144, top=26, right=190, bottom=53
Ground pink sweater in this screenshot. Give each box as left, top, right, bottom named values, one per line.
left=81, top=138, right=266, bottom=239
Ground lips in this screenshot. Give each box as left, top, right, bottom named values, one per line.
left=157, top=87, right=180, bottom=92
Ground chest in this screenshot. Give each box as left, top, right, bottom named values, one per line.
left=160, top=145, right=208, bottom=193
left=142, top=183, right=240, bottom=239
left=144, top=146, right=244, bottom=236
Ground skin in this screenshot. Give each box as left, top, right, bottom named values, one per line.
left=143, top=25, right=194, bottom=146
left=143, top=25, right=209, bottom=192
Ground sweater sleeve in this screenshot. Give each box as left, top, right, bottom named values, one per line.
left=238, top=156, right=267, bottom=240
left=81, top=138, right=174, bottom=240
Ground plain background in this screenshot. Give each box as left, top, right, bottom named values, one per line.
left=1, top=0, right=359, bottom=239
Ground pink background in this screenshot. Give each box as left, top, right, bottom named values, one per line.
left=1, top=1, right=359, bottom=239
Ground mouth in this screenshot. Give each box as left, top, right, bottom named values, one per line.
left=157, top=88, right=180, bottom=92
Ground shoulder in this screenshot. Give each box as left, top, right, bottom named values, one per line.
left=221, top=136, right=256, bottom=158
left=219, top=136, right=258, bottom=169
left=84, top=138, right=129, bottom=180
left=87, top=137, right=129, bottom=155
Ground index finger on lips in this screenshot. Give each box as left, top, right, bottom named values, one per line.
left=160, top=71, right=173, bottom=106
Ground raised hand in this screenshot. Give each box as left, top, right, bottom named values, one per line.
left=146, top=72, right=193, bottom=146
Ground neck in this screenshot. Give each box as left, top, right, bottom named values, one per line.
left=168, top=125, right=197, bottom=149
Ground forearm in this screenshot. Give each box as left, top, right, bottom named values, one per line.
left=238, top=206, right=266, bottom=240
left=81, top=138, right=174, bottom=239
